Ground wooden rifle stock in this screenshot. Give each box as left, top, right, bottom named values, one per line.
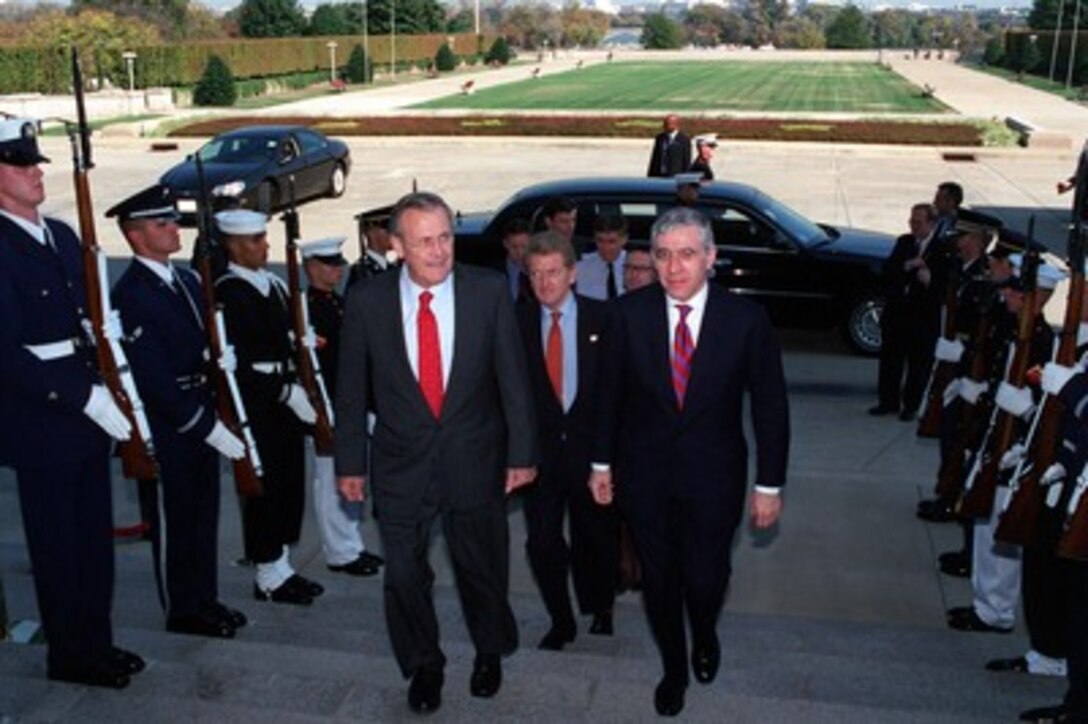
left=961, top=249, right=1040, bottom=518
left=1059, top=477, right=1088, bottom=560
left=934, top=312, right=992, bottom=500
left=282, top=179, right=336, bottom=455
left=69, top=48, right=157, bottom=480
left=918, top=262, right=960, bottom=438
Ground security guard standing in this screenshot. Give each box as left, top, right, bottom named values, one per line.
left=301, top=236, right=383, bottom=576
left=107, top=184, right=249, bottom=638
left=0, top=118, right=143, bottom=687
left=215, top=209, right=323, bottom=605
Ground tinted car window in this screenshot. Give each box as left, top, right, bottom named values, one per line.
left=751, top=190, right=826, bottom=246
left=297, top=129, right=326, bottom=154
left=702, top=204, right=778, bottom=250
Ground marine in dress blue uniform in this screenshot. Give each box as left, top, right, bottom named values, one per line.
left=107, top=184, right=248, bottom=638
left=0, top=118, right=143, bottom=688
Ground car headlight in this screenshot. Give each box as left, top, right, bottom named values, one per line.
left=212, top=180, right=246, bottom=198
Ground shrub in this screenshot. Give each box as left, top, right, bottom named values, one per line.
left=345, top=43, right=372, bottom=83
left=193, top=54, right=236, bottom=106
left=435, top=42, right=458, bottom=72
left=983, top=35, right=1004, bottom=66
left=485, top=36, right=512, bottom=65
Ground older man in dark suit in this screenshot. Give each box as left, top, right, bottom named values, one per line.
left=590, top=206, right=790, bottom=717
left=335, top=192, right=537, bottom=715
left=647, top=113, right=692, bottom=178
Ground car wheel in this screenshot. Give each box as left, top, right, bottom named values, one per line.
left=842, top=294, right=884, bottom=356
left=256, top=180, right=277, bottom=214
left=328, top=163, right=347, bottom=198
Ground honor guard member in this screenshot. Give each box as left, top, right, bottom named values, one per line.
left=215, top=209, right=323, bottom=605
left=301, top=236, right=383, bottom=576
left=348, top=205, right=399, bottom=287
left=107, top=184, right=249, bottom=638
left=0, top=118, right=144, bottom=687
left=688, top=134, right=718, bottom=181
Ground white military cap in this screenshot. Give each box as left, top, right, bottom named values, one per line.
left=674, top=172, right=704, bottom=187
left=0, top=117, right=49, bottom=166
left=694, top=134, right=718, bottom=147
left=300, top=236, right=348, bottom=265
left=1008, top=254, right=1067, bottom=291
left=215, top=209, right=267, bottom=236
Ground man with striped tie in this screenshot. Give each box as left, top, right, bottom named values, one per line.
left=589, top=206, right=790, bottom=717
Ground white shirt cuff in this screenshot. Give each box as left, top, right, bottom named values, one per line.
left=591, top=462, right=611, bottom=472
left=754, top=485, right=781, bottom=496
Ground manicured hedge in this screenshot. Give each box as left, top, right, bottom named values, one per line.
left=170, top=114, right=985, bottom=146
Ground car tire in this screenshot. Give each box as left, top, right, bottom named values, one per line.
left=328, top=163, right=347, bottom=198
left=842, top=294, right=884, bottom=356
left=256, top=181, right=277, bottom=214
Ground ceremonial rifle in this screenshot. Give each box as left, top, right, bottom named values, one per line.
left=193, top=153, right=263, bottom=497
left=961, top=234, right=1040, bottom=518
left=998, top=217, right=1085, bottom=544
left=282, top=178, right=336, bottom=455
left=69, top=47, right=157, bottom=480
left=918, top=257, right=961, bottom=438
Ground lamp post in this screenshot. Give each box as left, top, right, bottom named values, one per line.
left=474, top=0, right=479, bottom=35
left=327, top=41, right=338, bottom=85
left=390, top=0, right=397, bottom=80
left=1069, top=0, right=1083, bottom=89
left=362, top=0, right=369, bottom=83
left=1050, top=0, right=1067, bottom=81
left=122, top=50, right=137, bottom=93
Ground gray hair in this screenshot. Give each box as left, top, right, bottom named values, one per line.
left=651, top=207, right=714, bottom=253
left=389, top=191, right=454, bottom=239
left=527, top=230, right=577, bottom=268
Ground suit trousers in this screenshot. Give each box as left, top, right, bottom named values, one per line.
left=523, top=456, right=618, bottom=626
left=146, top=439, right=220, bottom=619
left=309, top=444, right=364, bottom=566
left=1065, top=560, right=1088, bottom=719
left=16, top=453, right=114, bottom=673
left=240, top=409, right=305, bottom=564
left=379, top=497, right=518, bottom=677
left=626, top=494, right=736, bottom=686
left=971, top=486, right=1021, bottom=628
left=877, top=308, right=935, bottom=413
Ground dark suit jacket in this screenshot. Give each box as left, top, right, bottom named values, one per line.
left=517, top=295, right=606, bottom=471
left=595, top=284, right=789, bottom=530
left=334, top=264, right=537, bottom=516
left=881, top=232, right=949, bottom=342
left=647, top=131, right=692, bottom=178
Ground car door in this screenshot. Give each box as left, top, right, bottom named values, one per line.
left=293, top=130, right=335, bottom=199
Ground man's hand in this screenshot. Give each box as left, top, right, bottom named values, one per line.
left=750, top=491, right=782, bottom=529
left=338, top=475, right=366, bottom=503
left=589, top=469, right=614, bottom=506
left=505, top=466, right=537, bottom=494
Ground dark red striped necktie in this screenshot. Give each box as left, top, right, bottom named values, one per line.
left=672, top=304, right=694, bottom=409
left=417, top=291, right=444, bottom=419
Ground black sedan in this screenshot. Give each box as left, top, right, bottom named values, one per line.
left=453, top=177, right=896, bottom=355
left=161, top=125, right=351, bottom=222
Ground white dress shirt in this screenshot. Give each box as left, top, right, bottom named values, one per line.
left=399, top=268, right=455, bottom=388
left=576, top=250, right=626, bottom=301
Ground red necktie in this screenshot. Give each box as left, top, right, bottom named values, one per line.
left=672, top=304, right=694, bottom=409
left=546, top=310, right=563, bottom=405
left=417, top=291, right=444, bottom=420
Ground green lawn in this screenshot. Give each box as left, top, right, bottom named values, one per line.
left=415, top=61, right=947, bottom=113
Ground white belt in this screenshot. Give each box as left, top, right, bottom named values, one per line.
left=24, top=339, right=76, bottom=361
left=251, top=362, right=284, bottom=375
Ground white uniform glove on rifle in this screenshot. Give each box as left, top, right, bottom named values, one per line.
left=205, top=420, right=245, bottom=460
left=1041, top=362, right=1080, bottom=396
left=301, top=327, right=318, bottom=350
left=934, top=338, right=965, bottom=363
left=943, top=378, right=963, bottom=406
left=83, top=384, right=132, bottom=441
left=284, top=384, right=317, bottom=424
left=995, top=381, right=1035, bottom=418
left=999, top=443, right=1027, bottom=471
left=218, top=345, right=237, bottom=373
left=959, top=378, right=988, bottom=405
left=102, top=309, right=124, bottom=342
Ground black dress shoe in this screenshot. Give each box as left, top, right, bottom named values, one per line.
left=167, top=613, right=235, bottom=639
left=49, top=662, right=130, bottom=689
left=947, top=608, right=1012, bottom=634
left=654, top=678, right=686, bottom=717
left=986, top=656, right=1029, bottom=673
left=327, top=555, right=381, bottom=577
left=868, top=405, right=898, bottom=417
left=917, top=497, right=958, bottom=523
left=109, top=647, right=146, bottom=675
left=538, top=625, right=576, bottom=651
left=1019, top=704, right=1068, bottom=723
left=692, top=642, right=721, bottom=684
left=358, top=551, right=385, bottom=567
left=207, top=601, right=248, bottom=629
left=939, top=549, right=971, bottom=578
left=589, top=612, right=613, bottom=636
left=253, top=582, right=313, bottom=606
left=899, top=409, right=918, bottom=422
left=408, top=668, right=443, bottom=714
left=469, top=654, right=502, bottom=698
left=285, top=574, right=324, bottom=598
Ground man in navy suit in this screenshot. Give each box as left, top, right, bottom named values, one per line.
left=518, top=231, right=617, bottom=651
left=335, top=192, right=537, bottom=714
left=647, top=114, right=692, bottom=178
left=108, top=184, right=248, bottom=639
left=0, top=118, right=144, bottom=688
left=590, top=206, right=790, bottom=716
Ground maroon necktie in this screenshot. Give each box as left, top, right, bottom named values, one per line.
left=546, top=311, right=563, bottom=405
left=672, top=304, right=694, bottom=409
left=417, top=291, right=444, bottom=420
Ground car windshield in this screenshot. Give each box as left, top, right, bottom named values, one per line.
left=198, top=135, right=279, bottom=164
left=751, top=190, right=828, bottom=246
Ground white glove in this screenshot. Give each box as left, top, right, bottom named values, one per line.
left=301, top=326, right=318, bottom=350
left=102, top=310, right=124, bottom=343
left=994, top=381, right=1034, bottom=418
left=999, top=442, right=1026, bottom=471
left=82, top=385, right=132, bottom=441
left=204, top=420, right=245, bottom=460
left=285, top=384, right=317, bottom=424
left=958, top=378, right=987, bottom=405
left=218, top=345, right=237, bottom=374
left=1041, top=462, right=1067, bottom=485
left=943, top=378, right=962, bottom=406
left=934, top=338, right=965, bottom=363
left=1041, top=362, right=1079, bottom=396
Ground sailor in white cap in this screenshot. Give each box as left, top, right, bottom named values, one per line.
left=300, top=236, right=383, bottom=576
left=0, top=117, right=145, bottom=687
left=214, top=209, right=323, bottom=605
left=689, top=134, right=718, bottom=181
